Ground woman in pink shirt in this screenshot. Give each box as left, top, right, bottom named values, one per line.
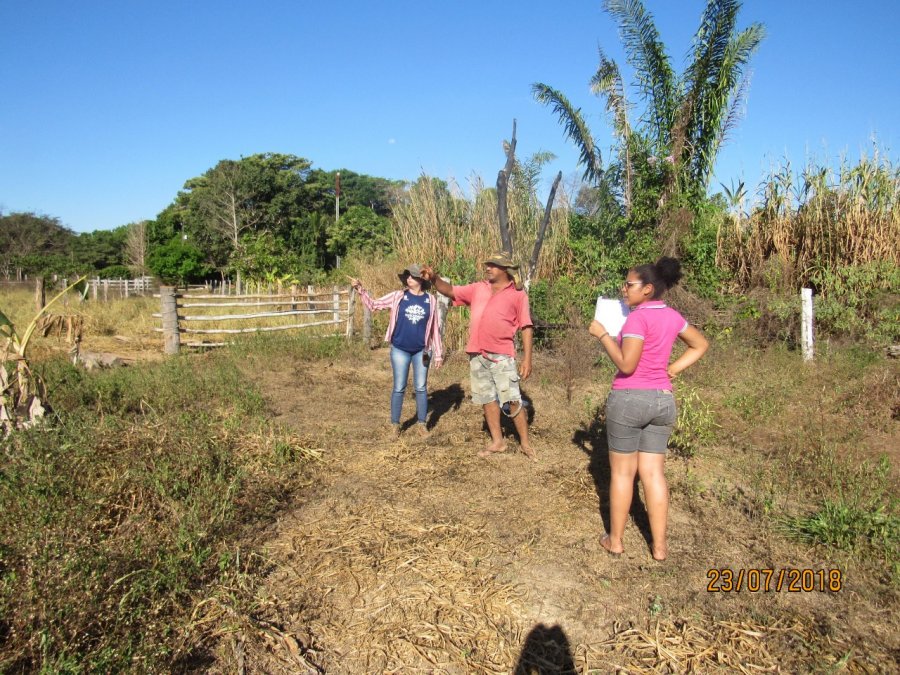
left=589, top=257, right=708, bottom=561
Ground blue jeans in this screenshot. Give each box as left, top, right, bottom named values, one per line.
left=389, top=345, right=429, bottom=424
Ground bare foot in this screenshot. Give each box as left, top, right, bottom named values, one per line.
left=651, top=543, right=668, bottom=562
left=519, top=444, right=537, bottom=461
left=600, top=533, right=623, bottom=557
left=477, top=440, right=507, bottom=458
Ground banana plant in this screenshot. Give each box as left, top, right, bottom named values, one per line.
left=1, top=276, right=86, bottom=435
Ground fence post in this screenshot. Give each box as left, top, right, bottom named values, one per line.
left=34, top=277, right=45, bottom=311
left=332, top=285, right=340, bottom=325
left=124, top=278, right=129, bottom=298
left=363, top=306, right=372, bottom=345
left=801, top=287, right=814, bottom=362
left=102, top=279, right=109, bottom=302
left=307, top=285, right=315, bottom=311
left=160, top=286, right=181, bottom=355
left=345, top=287, right=356, bottom=337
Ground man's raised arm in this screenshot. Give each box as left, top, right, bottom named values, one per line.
left=420, top=265, right=454, bottom=300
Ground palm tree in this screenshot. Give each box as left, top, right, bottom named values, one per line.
left=533, top=0, right=764, bottom=207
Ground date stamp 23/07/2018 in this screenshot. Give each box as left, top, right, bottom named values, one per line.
left=706, top=568, right=842, bottom=593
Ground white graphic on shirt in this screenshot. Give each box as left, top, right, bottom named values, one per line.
left=404, top=302, right=427, bottom=325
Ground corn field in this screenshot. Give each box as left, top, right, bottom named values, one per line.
left=717, top=149, right=900, bottom=289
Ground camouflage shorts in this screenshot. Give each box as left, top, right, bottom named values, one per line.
left=469, top=353, right=521, bottom=406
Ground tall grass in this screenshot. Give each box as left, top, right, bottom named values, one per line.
left=717, top=148, right=900, bottom=290
left=391, top=174, right=571, bottom=283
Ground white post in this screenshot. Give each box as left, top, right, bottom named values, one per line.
left=801, top=287, right=814, bottom=362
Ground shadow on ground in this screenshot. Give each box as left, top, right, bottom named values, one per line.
left=572, top=403, right=653, bottom=552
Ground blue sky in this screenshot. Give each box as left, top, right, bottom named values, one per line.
left=2, top=1, right=898, bottom=233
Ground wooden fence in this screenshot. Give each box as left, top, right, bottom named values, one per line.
left=87, top=277, right=155, bottom=300
left=155, top=285, right=357, bottom=353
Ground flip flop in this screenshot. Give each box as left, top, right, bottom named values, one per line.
left=600, top=534, right=623, bottom=558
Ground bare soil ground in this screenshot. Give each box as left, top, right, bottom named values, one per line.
left=221, top=347, right=898, bottom=673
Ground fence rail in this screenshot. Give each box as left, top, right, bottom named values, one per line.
left=156, top=285, right=357, bottom=352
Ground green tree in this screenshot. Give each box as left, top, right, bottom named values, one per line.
left=326, top=205, right=392, bottom=257
left=229, top=231, right=314, bottom=284
left=305, top=169, right=401, bottom=217
left=533, top=0, right=765, bottom=205
left=179, top=153, right=313, bottom=288
left=146, top=236, right=211, bottom=285
left=0, top=211, right=75, bottom=279
left=71, top=227, right=128, bottom=275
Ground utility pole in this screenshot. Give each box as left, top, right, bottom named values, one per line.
left=335, top=171, right=341, bottom=223
left=335, top=172, right=341, bottom=268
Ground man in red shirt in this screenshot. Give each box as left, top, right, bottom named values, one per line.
left=421, top=254, right=535, bottom=460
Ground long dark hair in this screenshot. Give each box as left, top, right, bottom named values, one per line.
left=631, top=257, right=683, bottom=299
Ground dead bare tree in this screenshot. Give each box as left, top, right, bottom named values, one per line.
left=124, top=220, right=149, bottom=277
left=495, top=120, right=564, bottom=288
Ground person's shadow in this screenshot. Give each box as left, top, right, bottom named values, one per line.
left=571, top=404, right=652, bottom=550
left=513, top=623, right=576, bottom=674
left=425, top=383, right=465, bottom=431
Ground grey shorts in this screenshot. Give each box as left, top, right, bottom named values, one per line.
left=469, top=353, right=521, bottom=406
left=606, top=389, right=677, bottom=454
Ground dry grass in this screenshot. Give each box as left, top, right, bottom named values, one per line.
left=0, top=287, right=161, bottom=359
left=203, top=342, right=898, bottom=673
left=391, top=174, right=572, bottom=282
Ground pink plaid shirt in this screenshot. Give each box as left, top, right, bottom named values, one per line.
left=357, top=289, right=445, bottom=366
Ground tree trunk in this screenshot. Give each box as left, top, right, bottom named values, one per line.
left=496, top=120, right=517, bottom=257
left=526, top=171, right=563, bottom=284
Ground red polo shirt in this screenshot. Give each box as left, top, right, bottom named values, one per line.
left=452, top=280, right=533, bottom=357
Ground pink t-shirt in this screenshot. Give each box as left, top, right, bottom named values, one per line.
left=612, top=302, right=688, bottom=391
left=452, top=280, right=533, bottom=357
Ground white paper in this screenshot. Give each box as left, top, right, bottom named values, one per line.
left=593, top=297, right=630, bottom=337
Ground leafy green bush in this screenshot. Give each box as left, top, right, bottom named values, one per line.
left=679, top=199, right=729, bottom=297
left=147, top=236, right=212, bottom=284
left=809, top=261, right=900, bottom=342
left=529, top=277, right=597, bottom=327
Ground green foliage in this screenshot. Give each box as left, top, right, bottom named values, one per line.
left=528, top=277, right=597, bottom=326
left=229, top=230, right=317, bottom=284
left=781, top=453, right=899, bottom=560
left=669, top=384, right=718, bottom=458
left=808, top=262, right=900, bottom=343
left=674, top=198, right=727, bottom=296
left=0, top=352, right=322, bottom=670
left=0, top=212, right=75, bottom=279
left=568, top=209, right=660, bottom=297
left=327, top=205, right=392, bottom=256
left=306, top=169, right=401, bottom=217
left=97, top=264, right=132, bottom=279
left=534, top=0, right=765, bottom=200
left=146, top=236, right=211, bottom=284
left=784, top=498, right=899, bottom=557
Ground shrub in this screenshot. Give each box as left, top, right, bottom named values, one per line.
left=669, top=384, right=717, bottom=458
left=808, top=261, right=900, bottom=343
